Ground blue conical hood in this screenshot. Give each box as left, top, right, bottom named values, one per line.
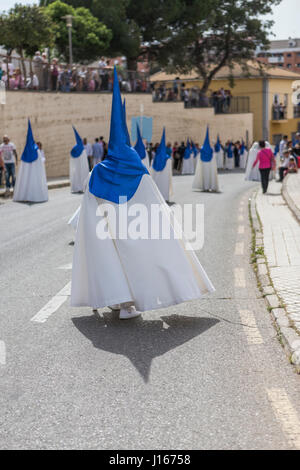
left=122, top=98, right=131, bottom=146
left=183, top=138, right=192, bottom=159
left=89, top=67, right=148, bottom=204
left=152, top=128, right=170, bottom=171
left=200, top=127, right=213, bottom=162
left=214, top=135, right=221, bottom=152
left=227, top=142, right=233, bottom=158
left=71, top=126, right=84, bottom=158
left=134, top=123, right=146, bottom=159
left=21, top=119, right=38, bottom=163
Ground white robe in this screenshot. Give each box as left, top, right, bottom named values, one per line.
left=13, top=150, right=48, bottom=202
left=70, top=149, right=89, bottom=193
left=245, top=142, right=274, bottom=182
left=192, top=156, right=219, bottom=192
left=71, top=174, right=214, bottom=311
left=151, top=158, right=173, bottom=201
left=239, top=150, right=248, bottom=169
left=182, top=156, right=195, bottom=175
left=226, top=155, right=234, bottom=170
left=215, top=150, right=224, bottom=169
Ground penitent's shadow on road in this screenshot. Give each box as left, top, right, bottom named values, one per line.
left=72, top=312, right=219, bottom=382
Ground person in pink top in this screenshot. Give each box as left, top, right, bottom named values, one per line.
left=252, top=140, right=275, bottom=194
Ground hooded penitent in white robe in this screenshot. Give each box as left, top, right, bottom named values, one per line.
left=239, top=145, right=248, bottom=169
left=70, top=127, right=89, bottom=193
left=225, top=143, right=234, bottom=170
left=214, top=136, right=224, bottom=169
left=13, top=120, right=48, bottom=203
left=245, top=141, right=274, bottom=182
left=71, top=67, right=214, bottom=312
left=192, top=127, right=219, bottom=192
left=134, top=123, right=150, bottom=171
left=151, top=128, right=173, bottom=201
left=181, top=140, right=195, bottom=175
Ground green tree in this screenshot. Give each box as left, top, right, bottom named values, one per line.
left=44, top=0, right=112, bottom=63
left=156, top=0, right=282, bottom=94
left=0, top=4, right=54, bottom=76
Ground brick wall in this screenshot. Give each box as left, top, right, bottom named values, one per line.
left=0, top=92, right=253, bottom=178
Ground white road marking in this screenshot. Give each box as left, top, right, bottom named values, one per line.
left=235, top=241, right=244, bottom=256
left=238, top=225, right=245, bottom=234
left=239, top=310, right=264, bottom=344
left=267, top=388, right=300, bottom=449
left=57, top=263, right=72, bottom=270
left=31, top=282, right=71, bottom=323
left=234, top=268, right=246, bottom=288
left=0, top=341, right=6, bottom=365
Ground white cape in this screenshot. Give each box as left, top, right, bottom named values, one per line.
left=182, top=156, right=195, bottom=175
left=151, top=158, right=173, bottom=201
left=245, top=142, right=273, bottom=182
left=141, top=155, right=150, bottom=171
left=68, top=205, right=81, bottom=231
left=70, top=149, right=89, bottom=193
left=13, top=150, right=48, bottom=202
left=192, top=156, right=219, bottom=192
left=71, top=174, right=214, bottom=311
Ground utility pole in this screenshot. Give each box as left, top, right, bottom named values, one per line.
left=62, top=15, right=73, bottom=68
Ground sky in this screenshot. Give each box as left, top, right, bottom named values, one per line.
left=1, top=0, right=299, bottom=40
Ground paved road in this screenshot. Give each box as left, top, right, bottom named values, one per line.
left=0, top=172, right=300, bottom=450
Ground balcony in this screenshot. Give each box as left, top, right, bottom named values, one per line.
left=272, top=105, right=287, bottom=122
left=152, top=89, right=250, bottom=114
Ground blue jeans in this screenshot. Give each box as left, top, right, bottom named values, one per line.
left=5, top=163, right=15, bottom=189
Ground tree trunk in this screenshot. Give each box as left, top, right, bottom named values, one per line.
left=19, top=49, right=27, bottom=82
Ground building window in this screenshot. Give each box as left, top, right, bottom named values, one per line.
left=287, top=53, right=292, bottom=57
left=287, top=64, right=292, bottom=68
left=297, top=64, right=300, bottom=68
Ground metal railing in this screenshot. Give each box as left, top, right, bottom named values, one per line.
left=0, top=54, right=151, bottom=93
left=272, top=105, right=287, bottom=120
left=152, top=87, right=250, bottom=114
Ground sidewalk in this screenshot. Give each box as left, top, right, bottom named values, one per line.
left=252, top=175, right=300, bottom=370
left=0, top=177, right=70, bottom=198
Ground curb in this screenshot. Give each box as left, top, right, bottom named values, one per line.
left=249, top=190, right=300, bottom=373
left=282, top=174, right=300, bottom=224
left=0, top=181, right=70, bottom=199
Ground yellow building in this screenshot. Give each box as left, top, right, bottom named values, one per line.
left=150, top=61, right=300, bottom=143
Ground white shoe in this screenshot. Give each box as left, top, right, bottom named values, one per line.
left=108, top=304, right=120, bottom=311
left=119, top=306, right=141, bottom=320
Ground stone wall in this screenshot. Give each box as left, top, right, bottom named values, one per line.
left=0, top=91, right=253, bottom=178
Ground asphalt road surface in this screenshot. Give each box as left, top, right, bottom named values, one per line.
left=1, top=171, right=300, bottom=450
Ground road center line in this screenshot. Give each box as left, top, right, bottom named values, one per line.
left=238, top=225, right=245, bottom=234
left=31, top=282, right=71, bottom=323
left=0, top=341, right=6, bottom=365
left=235, top=241, right=244, bottom=256
left=234, top=268, right=246, bottom=288
left=239, top=310, right=264, bottom=344
left=267, top=388, right=300, bottom=449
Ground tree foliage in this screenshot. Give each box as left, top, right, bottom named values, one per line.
left=43, top=0, right=112, bottom=63
left=41, top=0, right=281, bottom=92
left=0, top=4, right=54, bottom=57
left=153, top=0, right=282, bottom=92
